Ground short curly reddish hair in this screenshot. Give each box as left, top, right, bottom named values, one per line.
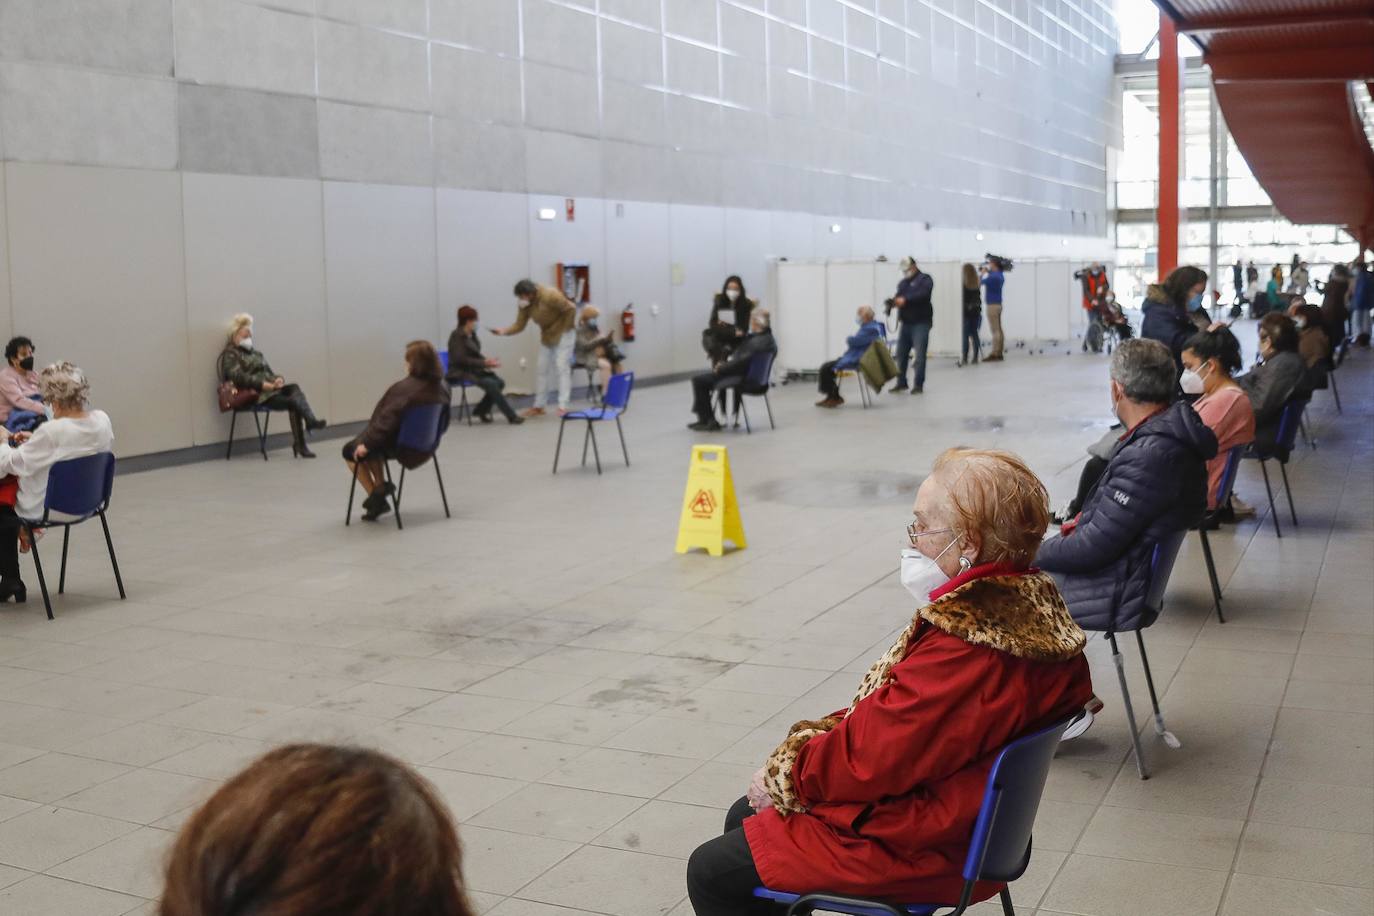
left=931, top=447, right=1050, bottom=568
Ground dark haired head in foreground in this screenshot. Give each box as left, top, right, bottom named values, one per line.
left=161, top=744, right=475, bottom=916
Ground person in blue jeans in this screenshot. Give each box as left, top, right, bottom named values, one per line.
left=816, top=306, right=885, bottom=407
left=886, top=257, right=934, bottom=393
left=980, top=259, right=1007, bottom=360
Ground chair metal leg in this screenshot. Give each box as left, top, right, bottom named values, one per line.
left=580, top=422, right=592, bottom=467
left=460, top=386, right=472, bottom=426
left=1259, top=460, right=1282, bottom=538
left=1198, top=528, right=1225, bottom=623
left=1136, top=629, right=1180, bottom=749
left=616, top=417, right=629, bottom=466
left=253, top=410, right=268, bottom=461
left=588, top=422, right=602, bottom=475
left=553, top=417, right=567, bottom=474
left=764, top=392, right=775, bottom=429
left=999, top=887, right=1015, bottom=916
left=25, top=524, right=53, bottom=620
left=97, top=511, right=126, bottom=600
left=385, top=462, right=403, bottom=530
left=58, top=525, right=70, bottom=594
left=1329, top=371, right=1342, bottom=412
left=1109, top=632, right=1149, bottom=779
left=1279, top=461, right=1298, bottom=526
left=741, top=398, right=751, bottom=434
left=226, top=410, right=238, bottom=460
left=1299, top=416, right=1315, bottom=450
left=433, top=455, right=451, bottom=519
left=345, top=460, right=361, bottom=526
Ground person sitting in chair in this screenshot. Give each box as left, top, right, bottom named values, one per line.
left=686, top=448, right=1092, bottom=915
left=446, top=305, right=522, bottom=425
left=815, top=306, right=884, bottom=408
left=219, top=314, right=326, bottom=457
left=1236, top=313, right=1307, bottom=444
left=574, top=306, right=624, bottom=388
left=342, top=341, right=450, bottom=522
left=0, top=362, right=114, bottom=605
left=1036, top=339, right=1216, bottom=634
left=688, top=310, right=775, bottom=432
left=0, top=337, right=44, bottom=433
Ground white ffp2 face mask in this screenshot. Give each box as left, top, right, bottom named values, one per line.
left=900, top=535, right=960, bottom=603
left=725, top=289, right=740, bottom=302
left=238, top=337, right=253, bottom=351
left=1179, top=368, right=1205, bottom=395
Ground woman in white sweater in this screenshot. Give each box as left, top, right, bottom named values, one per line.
left=0, top=362, right=113, bottom=603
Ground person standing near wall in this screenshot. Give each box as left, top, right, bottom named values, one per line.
left=1232, top=259, right=1243, bottom=305
left=492, top=279, right=577, bottom=417
left=980, top=258, right=1007, bottom=361
left=886, top=257, right=934, bottom=393
left=960, top=264, right=983, bottom=366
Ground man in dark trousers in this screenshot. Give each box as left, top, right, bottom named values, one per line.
left=688, top=310, right=775, bottom=431
left=887, top=257, right=934, bottom=393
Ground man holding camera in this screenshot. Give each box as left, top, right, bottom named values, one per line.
left=885, top=257, right=934, bottom=394
left=980, top=257, right=1008, bottom=361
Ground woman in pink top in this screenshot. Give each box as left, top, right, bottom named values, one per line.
left=0, top=336, right=43, bottom=427
left=1181, top=327, right=1255, bottom=509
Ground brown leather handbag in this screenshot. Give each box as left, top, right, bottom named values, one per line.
left=217, top=381, right=257, bottom=413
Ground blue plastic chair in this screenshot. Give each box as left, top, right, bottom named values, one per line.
left=18, top=452, right=126, bottom=620
left=753, top=712, right=1082, bottom=916
left=1195, top=445, right=1245, bottom=623
left=553, top=372, right=633, bottom=475
left=1243, top=393, right=1306, bottom=538
left=345, top=402, right=450, bottom=530
left=438, top=350, right=475, bottom=427
left=714, top=350, right=776, bottom=433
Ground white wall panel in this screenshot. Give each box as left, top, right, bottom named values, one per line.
left=924, top=261, right=964, bottom=357
left=721, top=207, right=773, bottom=311
left=436, top=187, right=533, bottom=391
left=604, top=201, right=672, bottom=379
left=5, top=163, right=191, bottom=456
left=322, top=181, right=438, bottom=422
left=771, top=261, right=827, bottom=373
left=995, top=268, right=1036, bottom=344
left=668, top=204, right=725, bottom=373
left=1034, top=260, right=1073, bottom=341
left=0, top=169, right=11, bottom=343
left=182, top=173, right=330, bottom=446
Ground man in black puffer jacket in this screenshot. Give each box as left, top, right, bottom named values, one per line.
left=1037, top=338, right=1217, bottom=633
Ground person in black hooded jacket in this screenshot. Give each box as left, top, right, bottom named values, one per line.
left=1140, top=265, right=1209, bottom=366
left=1037, top=338, right=1217, bottom=632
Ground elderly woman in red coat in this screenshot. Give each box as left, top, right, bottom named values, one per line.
left=687, top=448, right=1094, bottom=915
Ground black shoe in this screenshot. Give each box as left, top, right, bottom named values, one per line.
left=912, top=386, right=923, bottom=394
left=292, top=442, right=317, bottom=459
left=307, top=417, right=327, bottom=431
left=889, top=385, right=908, bottom=395
left=506, top=415, right=525, bottom=425
left=0, top=579, right=26, bottom=604
left=361, top=501, right=392, bottom=522
left=476, top=412, right=493, bottom=424
left=689, top=419, right=722, bottom=431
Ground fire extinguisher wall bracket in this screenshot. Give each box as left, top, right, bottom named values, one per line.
left=620, top=303, right=636, bottom=342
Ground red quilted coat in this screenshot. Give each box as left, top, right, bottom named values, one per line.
left=744, top=564, right=1093, bottom=905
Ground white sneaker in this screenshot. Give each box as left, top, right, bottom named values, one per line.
left=1230, top=496, right=1257, bottom=519
left=1060, top=695, right=1105, bottom=742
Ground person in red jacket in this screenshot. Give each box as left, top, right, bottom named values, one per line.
left=686, top=448, right=1093, bottom=915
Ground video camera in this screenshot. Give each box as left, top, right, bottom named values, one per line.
left=984, top=253, right=1014, bottom=271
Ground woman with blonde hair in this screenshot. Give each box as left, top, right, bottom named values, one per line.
left=0, top=362, right=114, bottom=603
left=342, top=341, right=450, bottom=522
left=219, top=313, right=326, bottom=457
left=687, top=447, right=1093, bottom=915
left=960, top=263, right=982, bottom=366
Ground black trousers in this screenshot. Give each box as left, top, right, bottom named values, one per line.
left=1066, top=455, right=1109, bottom=518
left=0, top=506, right=19, bottom=581
left=692, top=371, right=726, bottom=422
left=470, top=374, right=517, bottom=420
left=817, top=360, right=842, bottom=399
left=687, top=797, right=772, bottom=916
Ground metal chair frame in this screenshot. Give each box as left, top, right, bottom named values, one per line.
left=836, top=367, right=872, bottom=408
left=19, top=452, right=126, bottom=620
left=714, top=351, right=776, bottom=433
left=224, top=404, right=276, bottom=460
left=553, top=372, right=634, bottom=475
left=1195, top=446, right=1245, bottom=624
left=1244, top=395, right=1305, bottom=538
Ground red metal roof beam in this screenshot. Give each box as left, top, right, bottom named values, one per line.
left=1208, top=45, right=1374, bottom=82
left=1177, top=10, right=1374, bottom=34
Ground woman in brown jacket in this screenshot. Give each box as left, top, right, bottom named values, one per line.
left=343, top=341, right=451, bottom=521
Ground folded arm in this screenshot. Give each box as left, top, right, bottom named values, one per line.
left=1035, top=452, right=1172, bottom=574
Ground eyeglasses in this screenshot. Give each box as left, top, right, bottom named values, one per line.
left=907, top=522, right=954, bottom=548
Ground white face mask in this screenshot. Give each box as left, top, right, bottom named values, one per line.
left=43, top=404, right=55, bottom=421
left=900, top=532, right=960, bottom=603
left=1179, top=367, right=1205, bottom=395
left=238, top=337, right=253, bottom=351
left=1295, top=317, right=1306, bottom=329
left=725, top=289, right=740, bottom=302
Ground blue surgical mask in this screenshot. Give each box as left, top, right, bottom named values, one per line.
left=1187, top=292, right=1204, bottom=309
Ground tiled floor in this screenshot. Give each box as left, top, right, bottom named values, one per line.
left=0, top=331, right=1369, bottom=916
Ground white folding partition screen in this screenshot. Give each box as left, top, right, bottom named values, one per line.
left=772, top=261, right=829, bottom=373
left=1033, top=260, right=1073, bottom=342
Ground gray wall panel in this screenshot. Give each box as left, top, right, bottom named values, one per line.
left=172, top=0, right=316, bottom=97
left=178, top=84, right=319, bottom=179
left=0, top=0, right=174, bottom=76
left=317, top=101, right=433, bottom=186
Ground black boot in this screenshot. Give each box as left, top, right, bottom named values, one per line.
left=0, top=578, right=26, bottom=604
left=292, top=393, right=327, bottom=431
left=289, top=411, right=315, bottom=458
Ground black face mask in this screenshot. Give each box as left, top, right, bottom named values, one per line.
left=18, top=357, right=34, bottom=372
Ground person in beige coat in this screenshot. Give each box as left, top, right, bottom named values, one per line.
left=492, top=279, right=577, bottom=416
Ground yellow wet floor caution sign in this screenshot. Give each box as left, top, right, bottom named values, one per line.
left=675, top=444, right=745, bottom=556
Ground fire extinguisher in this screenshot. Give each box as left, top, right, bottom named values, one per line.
left=620, top=303, right=636, bottom=342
